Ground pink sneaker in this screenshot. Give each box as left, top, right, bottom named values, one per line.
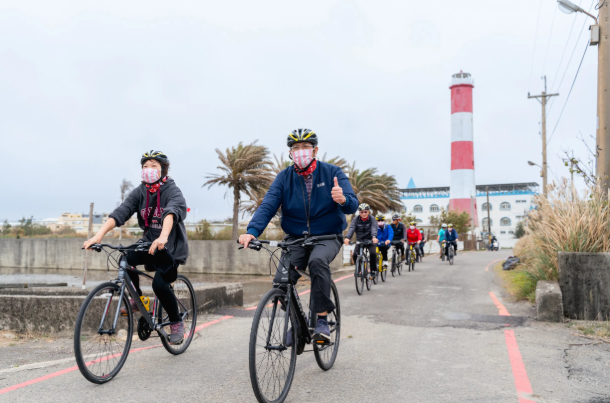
left=120, top=299, right=140, bottom=315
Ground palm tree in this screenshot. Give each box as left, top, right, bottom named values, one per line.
left=204, top=141, right=274, bottom=240
left=272, top=153, right=292, bottom=175
left=320, top=153, right=348, bottom=170
left=346, top=163, right=404, bottom=215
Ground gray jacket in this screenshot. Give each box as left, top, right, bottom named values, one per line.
left=109, top=178, right=189, bottom=264
left=345, top=215, right=378, bottom=241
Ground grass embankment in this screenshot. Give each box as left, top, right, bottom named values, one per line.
left=501, top=181, right=610, bottom=302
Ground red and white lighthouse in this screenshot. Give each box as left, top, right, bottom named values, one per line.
left=449, top=71, right=478, bottom=225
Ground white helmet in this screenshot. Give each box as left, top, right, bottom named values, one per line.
left=441, top=224, right=447, bottom=228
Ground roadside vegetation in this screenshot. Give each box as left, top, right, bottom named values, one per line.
left=1, top=217, right=78, bottom=238
left=504, top=179, right=610, bottom=301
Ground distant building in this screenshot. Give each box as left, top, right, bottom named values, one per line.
left=400, top=182, right=538, bottom=247
left=53, top=212, right=111, bottom=234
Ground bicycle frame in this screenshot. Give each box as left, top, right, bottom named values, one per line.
left=97, top=256, right=188, bottom=342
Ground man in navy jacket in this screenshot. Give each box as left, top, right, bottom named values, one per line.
left=239, top=128, right=358, bottom=343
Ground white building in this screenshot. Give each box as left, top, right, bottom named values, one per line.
left=400, top=182, right=539, bottom=248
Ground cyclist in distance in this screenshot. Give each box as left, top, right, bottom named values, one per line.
left=239, top=129, right=358, bottom=342
left=418, top=223, right=426, bottom=257
left=83, top=151, right=188, bottom=344
left=390, top=214, right=406, bottom=261
left=375, top=214, right=393, bottom=269
left=405, top=221, right=422, bottom=259
left=438, top=223, right=447, bottom=259
left=344, top=203, right=378, bottom=274
left=445, top=223, right=459, bottom=257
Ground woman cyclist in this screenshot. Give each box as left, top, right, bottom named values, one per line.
left=83, top=150, right=189, bottom=344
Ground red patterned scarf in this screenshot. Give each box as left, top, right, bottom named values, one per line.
left=295, top=159, right=317, bottom=176
left=145, top=176, right=168, bottom=193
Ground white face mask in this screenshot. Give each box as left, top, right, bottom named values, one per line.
left=291, top=148, right=314, bottom=169
left=141, top=168, right=161, bottom=184
left=410, top=226, right=415, bottom=230
left=378, top=222, right=384, bottom=228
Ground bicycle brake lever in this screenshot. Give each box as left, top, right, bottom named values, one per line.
left=238, top=246, right=244, bottom=250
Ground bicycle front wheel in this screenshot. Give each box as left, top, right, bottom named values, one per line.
left=449, top=249, right=454, bottom=265
left=365, top=262, right=372, bottom=291
left=249, top=288, right=297, bottom=403
left=381, top=265, right=387, bottom=282
left=355, top=258, right=364, bottom=295
left=158, top=274, right=198, bottom=355
left=74, top=282, right=133, bottom=384
left=314, top=281, right=341, bottom=370
left=391, top=253, right=397, bottom=277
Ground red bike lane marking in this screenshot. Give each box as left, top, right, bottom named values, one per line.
left=0, top=316, right=233, bottom=396
left=485, top=259, right=503, bottom=272
left=488, top=292, right=536, bottom=403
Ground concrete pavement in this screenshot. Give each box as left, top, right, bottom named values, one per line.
left=1, top=250, right=609, bottom=402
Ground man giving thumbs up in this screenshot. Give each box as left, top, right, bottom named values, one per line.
left=240, top=128, right=358, bottom=343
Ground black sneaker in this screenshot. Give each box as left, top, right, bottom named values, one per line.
left=312, top=318, right=330, bottom=342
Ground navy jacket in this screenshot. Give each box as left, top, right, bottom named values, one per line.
left=247, top=161, right=358, bottom=237
left=445, top=228, right=459, bottom=242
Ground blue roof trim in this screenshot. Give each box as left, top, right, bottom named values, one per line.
left=400, top=190, right=538, bottom=200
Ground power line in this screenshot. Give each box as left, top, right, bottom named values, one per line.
left=528, top=0, right=544, bottom=92
left=546, top=40, right=590, bottom=146
left=541, top=5, right=558, bottom=76
left=549, top=0, right=596, bottom=112
left=549, top=0, right=583, bottom=91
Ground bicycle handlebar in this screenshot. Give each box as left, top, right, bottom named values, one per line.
left=237, top=234, right=340, bottom=251
left=82, top=241, right=153, bottom=253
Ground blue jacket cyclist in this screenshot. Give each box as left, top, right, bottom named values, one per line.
left=239, top=128, right=358, bottom=344
left=375, top=214, right=394, bottom=269
left=438, top=223, right=447, bottom=259
left=444, top=223, right=459, bottom=256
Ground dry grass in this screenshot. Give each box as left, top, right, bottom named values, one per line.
left=508, top=180, right=610, bottom=301
left=567, top=320, right=610, bottom=343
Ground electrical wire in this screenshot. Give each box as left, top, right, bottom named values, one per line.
left=546, top=40, right=590, bottom=146
left=528, top=0, right=544, bottom=92
left=541, top=5, right=558, bottom=76
left=549, top=0, right=596, bottom=112
left=549, top=0, right=583, bottom=92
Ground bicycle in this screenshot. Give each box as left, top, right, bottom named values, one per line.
left=353, top=240, right=374, bottom=294
left=376, top=245, right=388, bottom=283
left=240, top=234, right=341, bottom=403
left=441, top=240, right=446, bottom=261
left=446, top=242, right=455, bottom=265
left=74, top=241, right=197, bottom=384
left=407, top=242, right=418, bottom=272
left=390, top=241, right=403, bottom=277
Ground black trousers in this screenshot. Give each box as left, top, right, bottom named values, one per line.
left=378, top=244, right=390, bottom=262
left=273, top=236, right=341, bottom=314
left=353, top=244, right=377, bottom=272
left=125, top=250, right=181, bottom=323
left=445, top=241, right=457, bottom=256
left=394, top=241, right=405, bottom=257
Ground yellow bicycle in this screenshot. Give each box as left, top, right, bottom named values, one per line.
left=375, top=246, right=387, bottom=283
left=407, top=242, right=418, bottom=272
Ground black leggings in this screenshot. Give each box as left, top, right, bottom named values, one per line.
left=353, top=244, right=377, bottom=272
left=125, top=252, right=180, bottom=323
left=378, top=244, right=390, bottom=262
left=394, top=241, right=405, bottom=257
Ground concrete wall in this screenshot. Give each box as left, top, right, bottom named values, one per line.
left=558, top=252, right=610, bottom=320
left=0, top=238, right=344, bottom=276
left=0, top=283, right=243, bottom=334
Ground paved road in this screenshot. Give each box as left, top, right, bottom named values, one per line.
left=1, top=250, right=609, bottom=402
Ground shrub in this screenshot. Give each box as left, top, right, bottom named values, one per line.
left=510, top=180, right=610, bottom=300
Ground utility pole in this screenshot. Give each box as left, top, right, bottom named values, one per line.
left=83, top=203, right=94, bottom=289
left=486, top=186, right=491, bottom=247
left=528, top=76, right=559, bottom=197
left=598, top=1, right=610, bottom=185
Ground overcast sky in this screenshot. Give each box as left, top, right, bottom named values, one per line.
left=0, top=0, right=600, bottom=222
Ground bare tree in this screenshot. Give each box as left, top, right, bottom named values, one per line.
left=118, top=179, right=133, bottom=240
